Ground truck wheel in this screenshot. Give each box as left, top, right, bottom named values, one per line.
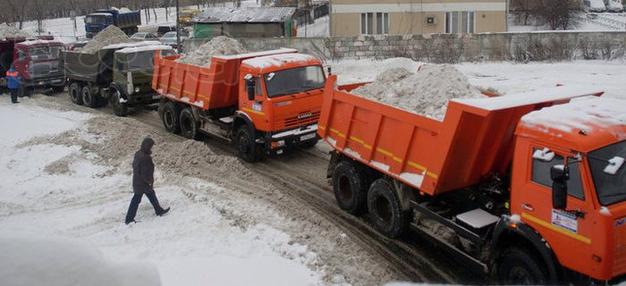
left=68, top=82, right=83, bottom=105
left=160, top=101, right=181, bottom=134
left=367, top=178, right=408, bottom=238
left=18, top=85, right=32, bottom=98
left=179, top=108, right=199, bottom=140
left=497, top=247, right=547, bottom=285
left=236, top=126, right=261, bottom=163
left=332, top=160, right=368, bottom=215
left=109, top=87, right=128, bottom=117
left=81, top=86, right=98, bottom=108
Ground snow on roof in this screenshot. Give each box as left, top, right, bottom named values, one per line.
left=102, top=40, right=161, bottom=50
left=242, top=53, right=319, bottom=69
left=88, top=13, right=112, bottom=17
left=193, top=7, right=296, bottom=23
left=454, top=86, right=603, bottom=111
left=521, top=96, right=626, bottom=135
left=17, top=39, right=63, bottom=46
left=216, top=48, right=297, bottom=60
left=116, top=45, right=172, bottom=54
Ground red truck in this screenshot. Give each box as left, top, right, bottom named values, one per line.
left=319, top=74, right=626, bottom=284
left=0, top=36, right=65, bottom=96
left=152, top=48, right=325, bottom=162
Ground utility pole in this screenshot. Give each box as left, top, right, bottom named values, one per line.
left=176, top=0, right=181, bottom=53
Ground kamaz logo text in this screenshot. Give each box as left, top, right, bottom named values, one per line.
left=297, top=112, right=313, bottom=119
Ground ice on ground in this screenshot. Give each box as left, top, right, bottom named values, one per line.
left=177, top=36, right=247, bottom=66
left=81, top=25, right=132, bottom=54
left=0, top=23, right=32, bottom=40
left=0, top=235, right=160, bottom=286
left=353, top=64, right=483, bottom=121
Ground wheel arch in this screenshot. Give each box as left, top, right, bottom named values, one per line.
left=233, top=111, right=255, bottom=133
left=491, top=218, right=561, bottom=283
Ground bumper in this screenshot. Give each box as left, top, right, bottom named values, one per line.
left=265, top=124, right=319, bottom=154
left=127, top=92, right=161, bottom=106
left=24, top=75, right=65, bottom=88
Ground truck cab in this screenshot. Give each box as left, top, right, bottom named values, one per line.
left=85, top=13, right=114, bottom=38
left=238, top=53, right=325, bottom=155
left=108, top=45, right=174, bottom=115
left=10, top=40, right=65, bottom=95
left=510, top=97, right=626, bottom=282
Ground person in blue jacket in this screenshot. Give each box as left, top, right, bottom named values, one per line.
left=6, top=66, right=20, bottom=104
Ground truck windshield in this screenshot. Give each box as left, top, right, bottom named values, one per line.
left=589, top=141, right=626, bottom=205
left=264, top=66, right=325, bottom=98
left=125, top=51, right=154, bottom=71
left=28, top=46, right=61, bottom=60
left=85, top=16, right=106, bottom=24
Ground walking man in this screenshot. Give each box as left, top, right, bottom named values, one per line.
left=6, top=66, right=20, bottom=104
left=125, top=137, right=170, bottom=224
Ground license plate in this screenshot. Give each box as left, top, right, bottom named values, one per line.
left=300, top=133, right=316, bottom=141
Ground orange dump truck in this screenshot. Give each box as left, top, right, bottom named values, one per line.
left=319, top=74, right=626, bottom=284
left=152, top=48, right=325, bottom=162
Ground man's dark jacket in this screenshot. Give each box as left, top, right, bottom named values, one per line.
left=132, top=137, right=155, bottom=194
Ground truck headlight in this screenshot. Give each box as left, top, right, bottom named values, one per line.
left=134, top=87, right=140, bottom=93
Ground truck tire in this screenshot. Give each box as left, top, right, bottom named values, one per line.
left=332, top=160, right=368, bottom=215
left=236, top=126, right=262, bottom=163
left=68, top=82, right=83, bottom=105
left=109, top=86, right=128, bottom=117
left=81, top=86, right=99, bottom=108
left=179, top=108, right=199, bottom=140
left=367, top=178, right=409, bottom=238
left=17, top=85, right=32, bottom=98
left=159, top=101, right=181, bottom=134
left=497, top=247, right=548, bottom=285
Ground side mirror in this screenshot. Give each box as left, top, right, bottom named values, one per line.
left=551, top=165, right=569, bottom=210
left=246, top=79, right=255, bottom=101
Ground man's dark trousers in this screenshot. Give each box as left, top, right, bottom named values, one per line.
left=10, top=89, right=18, bottom=103
left=125, top=190, right=164, bottom=223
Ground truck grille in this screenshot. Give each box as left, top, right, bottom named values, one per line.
left=284, top=111, right=320, bottom=129
left=614, top=220, right=626, bottom=276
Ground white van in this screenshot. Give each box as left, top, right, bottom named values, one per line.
left=585, top=0, right=607, bottom=12
left=605, top=0, right=624, bottom=12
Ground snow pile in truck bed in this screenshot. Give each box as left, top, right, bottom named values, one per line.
left=0, top=23, right=32, bottom=40
left=353, top=64, right=483, bottom=121
left=80, top=25, right=132, bottom=54
left=177, top=36, right=247, bottom=66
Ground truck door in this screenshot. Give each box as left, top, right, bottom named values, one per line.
left=12, top=48, right=27, bottom=79
left=518, top=146, right=596, bottom=273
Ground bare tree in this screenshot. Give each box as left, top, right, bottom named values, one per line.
left=536, top=0, right=582, bottom=30
left=511, top=0, right=540, bottom=25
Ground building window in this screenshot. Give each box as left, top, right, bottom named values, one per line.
left=361, top=12, right=388, bottom=34
left=445, top=11, right=475, bottom=34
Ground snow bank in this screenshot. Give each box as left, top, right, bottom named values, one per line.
left=353, top=64, right=483, bottom=121
left=81, top=25, right=132, bottom=54
left=0, top=235, right=160, bottom=286
left=177, top=36, right=247, bottom=66
left=0, top=23, right=31, bottom=40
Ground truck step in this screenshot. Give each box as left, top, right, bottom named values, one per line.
left=455, top=209, right=499, bottom=231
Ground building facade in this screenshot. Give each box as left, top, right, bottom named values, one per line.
left=330, top=0, right=507, bottom=36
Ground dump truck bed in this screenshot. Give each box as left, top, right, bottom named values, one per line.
left=63, top=49, right=116, bottom=84
left=152, top=48, right=297, bottom=110
left=318, top=75, right=603, bottom=196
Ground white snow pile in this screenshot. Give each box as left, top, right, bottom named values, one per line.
left=0, top=235, right=160, bottom=286
left=0, top=23, right=31, bottom=40
left=81, top=25, right=132, bottom=54
left=177, top=36, right=247, bottom=66
left=353, top=64, right=483, bottom=121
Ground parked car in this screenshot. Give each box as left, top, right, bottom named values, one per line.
left=584, top=0, right=607, bottom=12
left=605, top=0, right=624, bottom=12
left=159, top=31, right=188, bottom=49
left=156, top=24, right=176, bottom=37
left=130, top=32, right=159, bottom=41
